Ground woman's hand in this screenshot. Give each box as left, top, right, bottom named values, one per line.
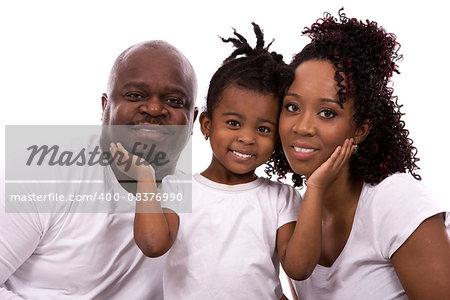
left=306, top=138, right=355, bottom=190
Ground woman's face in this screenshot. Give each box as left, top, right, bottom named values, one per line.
left=279, top=59, right=359, bottom=177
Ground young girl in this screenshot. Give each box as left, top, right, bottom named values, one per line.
left=271, top=10, right=450, bottom=300
left=111, top=23, right=354, bottom=299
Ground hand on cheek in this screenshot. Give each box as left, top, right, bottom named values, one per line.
left=306, top=138, right=355, bottom=190
left=110, top=142, right=155, bottom=181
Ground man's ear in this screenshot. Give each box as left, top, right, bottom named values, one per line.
left=192, top=107, right=199, bottom=124
left=354, top=119, right=372, bottom=144
left=101, top=93, right=108, bottom=122
left=101, top=93, right=108, bottom=112
left=199, top=112, right=211, bottom=139
left=189, top=107, right=199, bottom=135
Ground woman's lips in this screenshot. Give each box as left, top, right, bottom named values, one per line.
left=289, top=143, right=318, bottom=160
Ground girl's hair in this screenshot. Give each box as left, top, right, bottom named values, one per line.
left=267, top=9, right=420, bottom=188
left=204, top=22, right=293, bottom=117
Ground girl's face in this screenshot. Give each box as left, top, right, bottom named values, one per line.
left=200, top=85, right=280, bottom=183
left=279, top=59, right=362, bottom=178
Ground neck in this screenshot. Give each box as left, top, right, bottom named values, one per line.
left=201, top=164, right=257, bottom=186
left=317, top=167, right=364, bottom=216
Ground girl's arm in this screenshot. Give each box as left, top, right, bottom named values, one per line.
left=277, top=139, right=354, bottom=280
left=391, top=214, right=450, bottom=299
left=110, top=143, right=179, bottom=257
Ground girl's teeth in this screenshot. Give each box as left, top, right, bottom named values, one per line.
left=233, top=151, right=252, bottom=158
left=293, top=147, right=315, bottom=153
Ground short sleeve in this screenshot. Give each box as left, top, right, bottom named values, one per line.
left=159, top=174, right=192, bottom=213
left=0, top=181, right=43, bottom=285
left=276, top=184, right=302, bottom=229
left=371, top=174, right=448, bottom=259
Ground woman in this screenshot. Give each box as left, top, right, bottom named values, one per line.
left=269, top=10, right=450, bottom=299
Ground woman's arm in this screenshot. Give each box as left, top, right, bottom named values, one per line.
left=391, top=213, right=450, bottom=300
left=110, top=143, right=179, bottom=257
left=277, top=139, right=354, bottom=280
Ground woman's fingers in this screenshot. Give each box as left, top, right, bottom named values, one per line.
left=336, top=138, right=354, bottom=170
left=329, top=138, right=353, bottom=172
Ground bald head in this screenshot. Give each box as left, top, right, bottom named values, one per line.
left=107, top=40, right=197, bottom=101
left=102, top=40, right=198, bottom=127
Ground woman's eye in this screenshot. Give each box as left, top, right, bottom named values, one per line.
left=226, top=120, right=240, bottom=127
left=257, top=126, right=270, bottom=133
left=319, top=109, right=336, bottom=119
left=285, top=103, right=299, bottom=112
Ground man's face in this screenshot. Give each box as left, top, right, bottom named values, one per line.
left=101, top=45, right=198, bottom=177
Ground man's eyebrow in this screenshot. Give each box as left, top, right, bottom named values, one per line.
left=123, top=82, right=149, bottom=89
left=122, top=82, right=188, bottom=97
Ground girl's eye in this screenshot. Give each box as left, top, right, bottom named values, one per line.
left=285, top=103, right=299, bottom=112
left=226, top=120, right=240, bottom=127
left=319, top=109, right=337, bottom=119
left=257, top=126, right=270, bottom=133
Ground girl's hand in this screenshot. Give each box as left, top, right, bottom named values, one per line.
left=306, top=138, right=355, bottom=190
left=109, top=142, right=155, bottom=181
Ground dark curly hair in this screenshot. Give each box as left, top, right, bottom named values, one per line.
left=266, top=9, right=420, bottom=188
left=204, top=22, right=293, bottom=117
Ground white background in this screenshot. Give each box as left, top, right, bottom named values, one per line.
left=1, top=0, right=449, bottom=298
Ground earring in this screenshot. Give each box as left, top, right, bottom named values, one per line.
left=204, top=134, right=209, bottom=140
left=353, top=144, right=358, bottom=153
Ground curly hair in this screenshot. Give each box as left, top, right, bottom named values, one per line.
left=266, top=9, right=420, bottom=188
left=204, top=23, right=293, bottom=117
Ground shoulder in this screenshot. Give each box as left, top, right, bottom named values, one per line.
left=362, top=173, right=447, bottom=258
left=365, top=173, right=436, bottom=209
left=259, top=178, right=301, bottom=195
left=259, top=178, right=302, bottom=210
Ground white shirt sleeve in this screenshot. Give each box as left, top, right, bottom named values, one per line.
left=277, top=184, right=302, bottom=229
left=0, top=197, right=42, bottom=299
left=159, top=174, right=192, bottom=213
left=371, top=174, right=448, bottom=259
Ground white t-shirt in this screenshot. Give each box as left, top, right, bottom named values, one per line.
left=293, top=173, right=450, bottom=300
left=0, top=135, right=165, bottom=299
left=161, top=174, right=301, bottom=300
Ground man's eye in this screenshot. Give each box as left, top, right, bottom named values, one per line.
left=285, top=103, right=299, bottom=112
left=319, top=109, right=336, bottom=119
left=226, top=120, right=240, bottom=127
left=165, top=98, right=184, bottom=107
left=126, top=93, right=145, bottom=101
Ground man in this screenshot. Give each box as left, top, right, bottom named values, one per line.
left=101, top=40, right=198, bottom=189
left=0, top=40, right=198, bottom=299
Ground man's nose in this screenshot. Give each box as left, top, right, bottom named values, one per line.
left=138, top=96, right=169, bottom=117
